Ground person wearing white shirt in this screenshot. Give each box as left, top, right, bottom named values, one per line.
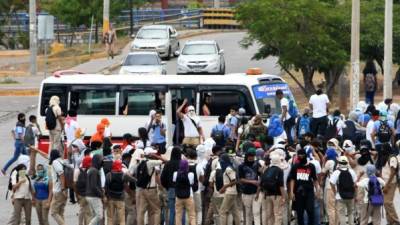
left=177, top=98, right=205, bottom=146
left=276, top=89, right=295, bottom=145
left=330, top=156, right=357, bottom=225
left=64, top=110, right=79, bottom=147
left=187, top=149, right=204, bottom=225
left=309, top=89, right=330, bottom=137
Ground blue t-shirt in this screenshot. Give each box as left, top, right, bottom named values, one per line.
left=152, top=123, right=166, bottom=144
left=373, top=120, right=394, bottom=145
left=211, top=123, right=231, bottom=141
left=14, top=124, right=25, bottom=140
left=396, top=120, right=400, bottom=135
left=34, top=179, right=49, bottom=200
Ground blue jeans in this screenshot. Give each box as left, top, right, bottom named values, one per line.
left=365, top=91, right=375, bottom=105
left=3, top=140, right=25, bottom=172
left=168, top=188, right=176, bottom=225
left=304, top=198, right=321, bottom=225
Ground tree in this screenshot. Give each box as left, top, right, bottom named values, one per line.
left=236, top=0, right=351, bottom=98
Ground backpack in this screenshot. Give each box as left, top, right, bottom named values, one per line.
left=103, top=160, right=113, bottom=175
left=136, top=160, right=154, bottom=189
left=342, top=120, right=357, bottom=142
left=365, top=73, right=376, bottom=92
left=212, top=125, right=226, bottom=146
left=6, top=168, right=32, bottom=200
left=202, top=158, right=214, bottom=188
left=175, top=172, right=191, bottom=199
left=107, top=172, right=124, bottom=198
left=215, top=168, right=224, bottom=192
left=287, top=98, right=299, bottom=118
left=75, top=168, right=87, bottom=196
left=297, top=116, right=311, bottom=137
left=325, top=119, right=339, bottom=140
left=337, top=169, right=355, bottom=200
left=189, top=163, right=199, bottom=193
left=63, top=163, right=74, bottom=189
left=377, top=121, right=392, bottom=143
left=24, top=124, right=35, bottom=147
left=45, top=106, right=57, bottom=130
left=260, top=166, right=281, bottom=194
left=368, top=176, right=384, bottom=206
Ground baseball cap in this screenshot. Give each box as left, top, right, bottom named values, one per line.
left=338, top=156, right=349, bottom=165
left=246, top=148, right=256, bottom=156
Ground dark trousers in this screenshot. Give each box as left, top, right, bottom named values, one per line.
left=295, top=194, right=315, bottom=225
left=310, top=116, right=328, bottom=138
left=365, top=91, right=375, bottom=105
left=284, top=117, right=296, bottom=145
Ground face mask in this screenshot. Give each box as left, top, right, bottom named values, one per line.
left=36, top=170, right=45, bottom=178
left=189, top=111, right=196, bottom=118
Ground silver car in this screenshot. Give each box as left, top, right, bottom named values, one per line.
left=130, top=25, right=180, bottom=60
left=119, top=52, right=166, bottom=75
left=176, top=40, right=225, bottom=75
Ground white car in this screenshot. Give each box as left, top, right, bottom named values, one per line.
left=176, top=40, right=225, bottom=75
left=119, top=52, right=167, bottom=75
left=130, top=25, right=179, bottom=60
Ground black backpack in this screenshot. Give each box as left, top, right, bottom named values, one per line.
left=377, top=121, right=392, bottom=143
left=136, top=160, right=154, bottom=189
left=175, top=172, right=191, bottom=199
left=325, top=119, right=339, bottom=141
left=103, top=160, right=113, bottom=175
left=260, top=166, right=281, bottom=194
left=203, top=158, right=214, bottom=188
left=342, top=120, right=356, bottom=142
left=75, top=168, right=87, bottom=196
left=24, top=124, right=35, bottom=147
left=212, top=125, right=226, bottom=146
left=337, top=169, right=355, bottom=199
left=215, top=168, right=224, bottom=192
left=107, top=172, right=124, bottom=198
left=45, top=106, right=57, bottom=130
left=189, top=163, right=199, bottom=193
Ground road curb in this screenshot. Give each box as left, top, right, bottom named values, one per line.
left=0, top=89, right=39, bottom=96
left=0, top=105, right=37, bottom=124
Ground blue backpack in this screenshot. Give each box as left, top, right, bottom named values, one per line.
left=298, top=116, right=311, bottom=137
left=268, top=115, right=284, bottom=137
left=368, top=176, right=384, bottom=206
left=287, top=98, right=299, bottom=118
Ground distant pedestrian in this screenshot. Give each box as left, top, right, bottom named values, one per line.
left=104, top=24, right=117, bottom=59
left=86, top=154, right=105, bottom=225
left=64, top=110, right=79, bottom=148
left=211, top=115, right=230, bottom=147
left=177, top=98, right=205, bottom=146
left=227, top=107, right=239, bottom=144
left=33, top=164, right=51, bottom=225
left=363, top=60, right=378, bottom=105
left=2, top=113, right=27, bottom=175
left=46, top=96, right=64, bottom=155
left=309, top=89, right=330, bottom=138
left=149, top=110, right=167, bottom=154
left=73, top=156, right=92, bottom=225
left=276, top=89, right=296, bottom=145
left=49, top=149, right=68, bottom=225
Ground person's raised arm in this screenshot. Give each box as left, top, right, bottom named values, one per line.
left=177, top=98, right=188, bottom=119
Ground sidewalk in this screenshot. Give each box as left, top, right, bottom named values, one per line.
left=0, top=29, right=221, bottom=96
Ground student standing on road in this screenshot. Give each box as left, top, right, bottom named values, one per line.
left=86, top=154, right=105, bottom=225
left=104, top=24, right=117, bottom=59
left=321, top=147, right=338, bottom=225
left=239, top=148, right=262, bottom=225
left=186, top=148, right=204, bottom=225
left=149, top=110, right=167, bottom=154
left=2, top=113, right=27, bottom=175
left=211, top=115, right=230, bottom=147
left=7, top=163, right=33, bottom=225
left=330, top=156, right=357, bottom=225
left=49, top=149, right=68, bottom=225
left=177, top=98, right=205, bottom=146
left=363, top=60, right=378, bottom=105
left=47, top=96, right=64, bottom=155
left=74, top=156, right=92, bottom=225
left=309, top=89, right=330, bottom=138
left=288, top=148, right=320, bottom=225
left=227, top=107, right=239, bottom=144
left=173, top=159, right=197, bottom=225
left=33, top=164, right=52, bottom=225
left=371, top=110, right=396, bottom=156
left=64, top=110, right=79, bottom=149
left=276, top=89, right=296, bottom=145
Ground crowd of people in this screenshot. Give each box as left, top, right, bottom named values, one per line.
left=2, top=89, right=400, bottom=225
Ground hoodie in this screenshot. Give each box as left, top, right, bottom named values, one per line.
left=86, top=154, right=103, bottom=198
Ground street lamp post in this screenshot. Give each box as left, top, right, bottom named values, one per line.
left=29, top=0, right=37, bottom=76
left=129, top=0, right=133, bottom=36
left=350, top=0, right=360, bottom=110
left=103, top=0, right=110, bottom=35
left=384, top=0, right=393, bottom=99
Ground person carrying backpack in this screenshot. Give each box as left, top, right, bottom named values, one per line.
left=356, top=164, right=385, bottom=225
left=218, top=153, right=241, bottom=225
left=259, top=152, right=285, bottom=225
left=321, top=147, right=338, bottom=225
left=49, top=149, right=68, bottom=225
left=211, top=115, right=230, bottom=147
left=371, top=110, right=395, bottom=153
left=46, top=95, right=64, bottom=154
left=73, top=155, right=92, bottom=225
left=363, top=60, right=378, bottom=105
left=238, top=148, right=262, bottom=225
left=186, top=148, right=204, bottom=225
left=173, top=160, right=196, bottom=225
left=329, top=156, right=357, bottom=225
left=276, top=89, right=297, bottom=145
left=296, top=108, right=311, bottom=140
left=86, top=154, right=104, bottom=225
left=6, top=163, right=33, bottom=225
left=33, top=164, right=52, bottom=225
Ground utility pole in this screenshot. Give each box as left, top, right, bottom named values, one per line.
left=384, top=0, right=393, bottom=99
left=129, top=0, right=133, bottom=36
left=29, top=0, right=37, bottom=76
left=350, top=0, right=360, bottom=110
left=103, top=0, right=110, bottom=35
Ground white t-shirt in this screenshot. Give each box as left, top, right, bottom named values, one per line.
left=280, top=98, right=291, bottom=121
left=329, top=168, right=357, bottom=200
left=173, top=172, right=195, bottom=197
left=182, top=115, right=201, bottom=138
left=357, top=177, right=385, bottom=204
left=11, top=170, right=31, bottom=199
left=366, top=120, right=375, bottom=147
left=322, top=160, right=336, bottom=190
left=336, top=119, right=346, bottom=136
left=51, top=159, right=64, bottom=193
left=65, top=120, right=79, bottom=146
left=309, top=94, right=330, bottom=118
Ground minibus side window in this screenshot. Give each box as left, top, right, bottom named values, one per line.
left=199, top=89, right=253, bottom=116
left=70, top=89, right=116, bottom=115
left=40, top=85, right=67, bottom=116
left=119, top=91, right=165, bottom=115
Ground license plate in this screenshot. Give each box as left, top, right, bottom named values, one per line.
left=193, top=69, right=202, bottom=73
